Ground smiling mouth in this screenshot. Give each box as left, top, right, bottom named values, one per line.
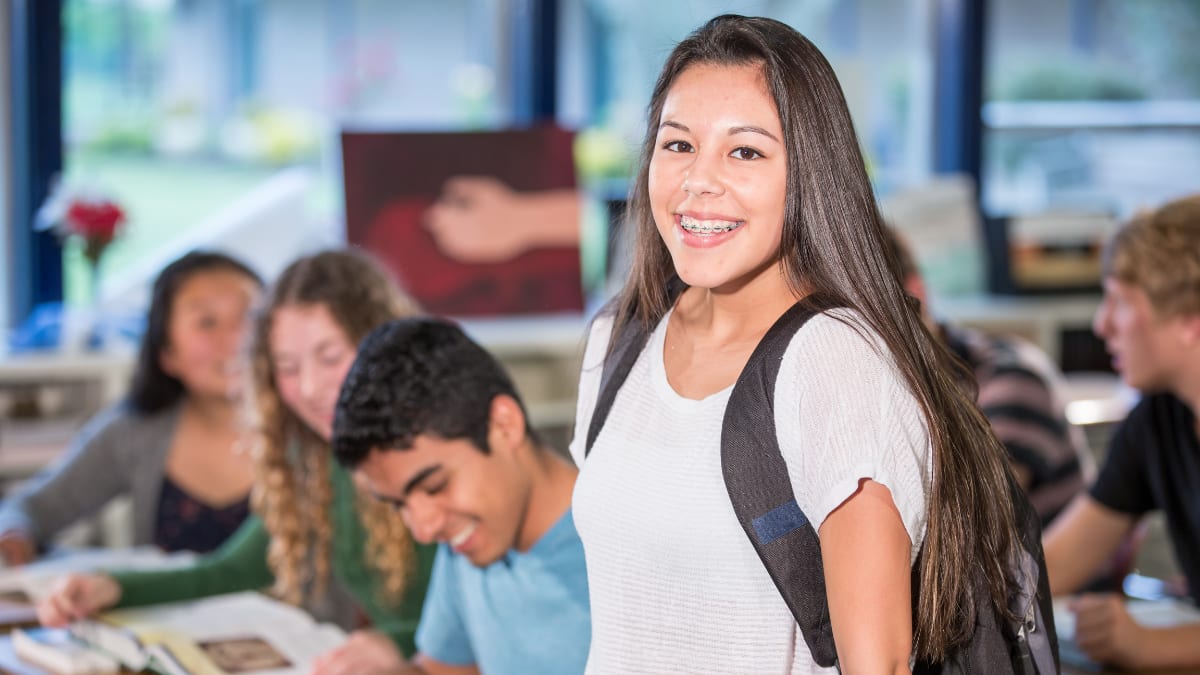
left=679, top=214, right=744, bottom=235
left=448, top=523, right=477, bottom=551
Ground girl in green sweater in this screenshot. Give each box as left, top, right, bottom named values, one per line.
left=38, top=250, right=437, bottom=675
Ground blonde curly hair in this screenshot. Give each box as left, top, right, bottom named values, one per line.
left=246, top=249, right=420, bottom=605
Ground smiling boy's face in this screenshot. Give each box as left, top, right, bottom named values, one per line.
left=355, top=400, right=534, bottom=568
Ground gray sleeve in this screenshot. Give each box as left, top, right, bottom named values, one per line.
left=0, top=405, right=141, bottom=545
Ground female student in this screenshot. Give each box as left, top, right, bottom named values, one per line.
left=39, top=250, right=437, bottom=675
left=0, top=251, right=262, bottom=563
left=570, top=15, right=1028, bottom=673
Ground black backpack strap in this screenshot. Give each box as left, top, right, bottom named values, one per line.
left=585, top=277, right=687, bottom=458
left=1010, top=473, right=1059, bottom=675
left=721, top=296, right=842, bottom=668
left=584, top=316, right=651, bottom=457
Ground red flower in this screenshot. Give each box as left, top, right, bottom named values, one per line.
left=35, top=180, right=127, bottom=264
left=64, top=200, right=125, bottom=243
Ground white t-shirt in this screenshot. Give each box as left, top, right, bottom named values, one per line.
left=569, top=308, right=933, bottom=674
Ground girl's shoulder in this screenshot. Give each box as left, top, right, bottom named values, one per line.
left=778, top=307, right=920, bottom=410
left=786, top=307, right=893, bottom=366
left=582, top=311, right=617, bottom=366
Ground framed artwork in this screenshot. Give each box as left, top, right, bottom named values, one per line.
left=342, top=126, right=585, bottom=317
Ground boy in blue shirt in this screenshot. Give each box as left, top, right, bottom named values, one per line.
left=331, top=318, right=589, bottom=675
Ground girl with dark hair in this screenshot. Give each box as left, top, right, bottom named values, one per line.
left=38, top=250, right=437, bottom=675
left=569, top=15, right=1026, bottom=672
left=0, top=251, right=262, bottom=564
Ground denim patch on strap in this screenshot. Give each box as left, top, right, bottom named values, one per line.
left=752, top=500, right=808, bottom=545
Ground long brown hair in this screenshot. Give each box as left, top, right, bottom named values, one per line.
left=613, top=15, right=1022, bottom=661
left=247, top=249, right=420, bottom=606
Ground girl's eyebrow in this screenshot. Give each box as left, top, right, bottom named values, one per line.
left=728, top=125, right=779, bottom=142
left=658, top=120, right=780, bottom=143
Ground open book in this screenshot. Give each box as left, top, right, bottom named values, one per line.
left=69, top=591, right=346, bottom=675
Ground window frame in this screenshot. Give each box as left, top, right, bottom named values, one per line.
left=7, top=0, right=64, bottom=331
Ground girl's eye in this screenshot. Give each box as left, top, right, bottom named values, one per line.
left=426, top=481, right=447, bottom=496
left=272, top=359, right=298, bottom=377
left=732, top=147, right=763, bottom=160
left=662, top=140, right=693, bottom=153
left=319, top=352, right=346, bottom=367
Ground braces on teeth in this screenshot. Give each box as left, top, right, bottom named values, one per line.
left=681, top=217, right=742, bottom=234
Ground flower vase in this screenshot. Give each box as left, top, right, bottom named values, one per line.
left=84, top=256, right=105, bottom=350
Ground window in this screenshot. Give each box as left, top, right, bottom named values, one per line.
left=983, top=0, right=1200, bottom=218
left=62, top=0, right=510, bottom=307
left=557, top=0, right=937, bottom=196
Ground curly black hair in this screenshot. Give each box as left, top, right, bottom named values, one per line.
left=332, top=317, right=538, bottom=467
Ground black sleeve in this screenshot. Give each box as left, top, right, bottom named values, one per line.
left=1089, top=399, right=1156, bottom=516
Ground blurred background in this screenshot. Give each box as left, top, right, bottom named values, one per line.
left=2, top=0, right=1198, bottom=326
left=1, top=0, right=1196, bottom=575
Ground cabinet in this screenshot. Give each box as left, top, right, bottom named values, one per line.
left=0, top=351, right=134, bottom=481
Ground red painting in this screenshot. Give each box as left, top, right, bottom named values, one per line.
left=342, top=127, right=584, bottom=317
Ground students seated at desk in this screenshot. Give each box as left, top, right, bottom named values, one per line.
left=1045, top=194, right=1200, bottom=669
left=332, top=318, right=589, bottom=675
left=883, top=226, right=1094, bottom=525
left=0, top=251, right=262, bottom=563
left=37, top=250, right=437, bottom=675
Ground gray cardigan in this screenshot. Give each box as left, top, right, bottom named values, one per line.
left=0, top=401, right=182, bottom=548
